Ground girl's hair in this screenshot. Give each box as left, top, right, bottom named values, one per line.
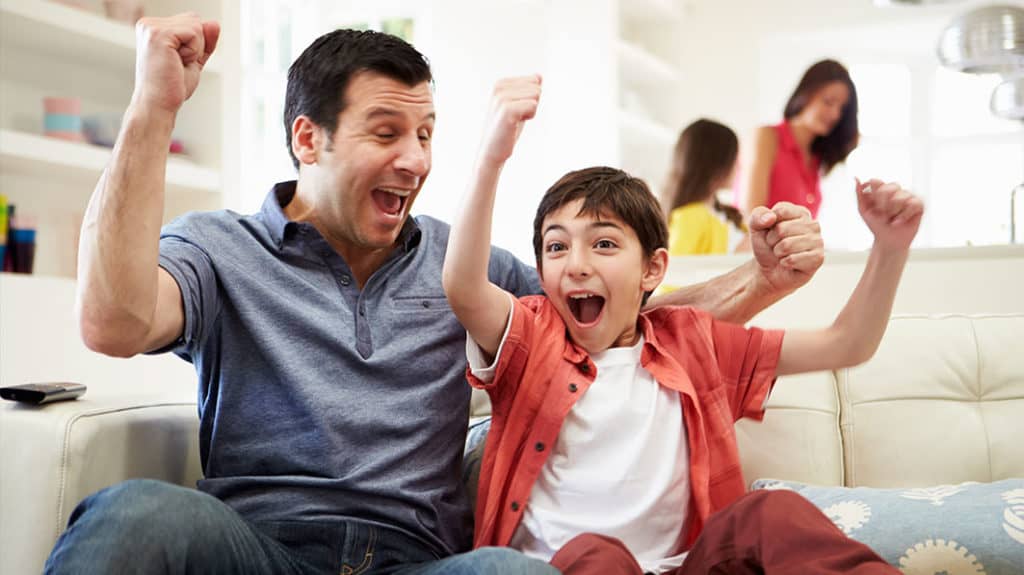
left=783, top=59, right=859, bottom=175
left=661, top=119, right=744, bottom=230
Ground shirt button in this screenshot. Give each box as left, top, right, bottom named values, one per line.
left=568, top=383, right=578, bottom=393
left=340, top=275, right=351, bottom=286
left=534, top=442, right=545, bottom=452
left=420, top=300, right=430, bottom=308
left=359, top=306, right=365, bottom=316
left=579, top=363, right=590, bottom=374
left=806, top=194, right=816, bottom=204
left=511, top=501, right=520, bottom=512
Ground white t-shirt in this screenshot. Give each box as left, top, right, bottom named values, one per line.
left=469, top=320, right=690, bottom=574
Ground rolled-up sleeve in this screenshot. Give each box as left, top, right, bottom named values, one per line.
left=709, top=318, right=785, bottom=421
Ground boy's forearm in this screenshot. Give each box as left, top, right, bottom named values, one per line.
left=830, top=245, right=909, bottom=364
left=443, top=157, right=514, bottom=358
left=646, top=259, right=783, bottom=324
left=443, top=159, right=503, bottom=294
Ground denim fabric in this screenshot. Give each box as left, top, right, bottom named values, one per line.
left=45, top=480, right=559, bottom=575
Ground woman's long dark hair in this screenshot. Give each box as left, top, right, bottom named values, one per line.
left=662, top=119, right=744, bottom=230
left=784, top=59, right=859, bottom=175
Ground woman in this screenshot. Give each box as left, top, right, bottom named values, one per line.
left=662, top=118, right=749, bottom=256
left=746, top=59, right=859, bottom=219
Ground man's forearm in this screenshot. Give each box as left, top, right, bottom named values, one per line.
left=646, top=259, right=786, bottom=324
left=76, top=106, right=175, bottom=347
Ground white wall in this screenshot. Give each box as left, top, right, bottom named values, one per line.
left=406, top=0, right=621, bottom=263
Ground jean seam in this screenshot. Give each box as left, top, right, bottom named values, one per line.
left=340, top=526, right=377, bottom=575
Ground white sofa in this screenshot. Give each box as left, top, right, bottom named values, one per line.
left=739, top=313, right=1024, bottom=489
left=3, top=248, right=1023, bottom=573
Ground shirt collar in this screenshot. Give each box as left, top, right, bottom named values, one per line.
left=559, top=312, right=660, bottom=370
left=259, top=180, right=423, bottom=252
left=260, top=181, right=295, bottom=249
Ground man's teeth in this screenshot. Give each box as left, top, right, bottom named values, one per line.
left=379, top=187, right=411, bottom=197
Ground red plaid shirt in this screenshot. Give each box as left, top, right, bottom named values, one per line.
left=470, top=295, right=784, bottom=550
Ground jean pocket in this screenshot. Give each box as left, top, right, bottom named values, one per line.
left=339, top=525, right=377, bottom=575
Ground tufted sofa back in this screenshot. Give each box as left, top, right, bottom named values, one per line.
left=737, top=314, right=1024, bottom=487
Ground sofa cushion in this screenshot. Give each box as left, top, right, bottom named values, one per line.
left=751, top=478, right=1024, bottom=575
left=0, top=389, right=201, bottom=575
left=839, top=315, right=1024, bottom=487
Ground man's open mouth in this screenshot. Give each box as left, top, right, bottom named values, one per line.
left=372, top=187, right=410, bottom=216
left=567, top=292, right=605, bottom=325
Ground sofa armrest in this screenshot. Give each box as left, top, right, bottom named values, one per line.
left=0, top=392, right=201, bottom=575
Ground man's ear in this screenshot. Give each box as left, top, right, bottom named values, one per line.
left=641, top=248, right=669, bottom=293
left=291, top=115, right=322, bottom=166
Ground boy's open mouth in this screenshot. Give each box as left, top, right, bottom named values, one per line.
left=372, top=188, right=409, bottom=217
left=568, top=293, right=605, bottom=325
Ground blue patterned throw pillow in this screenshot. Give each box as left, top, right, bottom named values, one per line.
left=750, top=478, right=1024, bottom=575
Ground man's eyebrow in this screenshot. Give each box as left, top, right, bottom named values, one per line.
left=364, top=107, right=436, bottom=123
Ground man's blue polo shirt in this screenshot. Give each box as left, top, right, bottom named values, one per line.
left=156, top=181, right=540, bottom=555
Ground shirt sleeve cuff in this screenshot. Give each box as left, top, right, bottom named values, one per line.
left=466, top=292, right=516, bottom=383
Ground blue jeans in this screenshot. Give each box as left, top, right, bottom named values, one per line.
left=45, top=479, right=559, bottom=575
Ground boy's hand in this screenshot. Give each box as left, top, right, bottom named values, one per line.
left=480, top=75, right=542, bottom=167
left=856, top=178, right=924, bottom=251
left=749, top=202, right=825, bottom=293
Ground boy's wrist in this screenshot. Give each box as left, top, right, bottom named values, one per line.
left=871, top=242, right=911, bottom=258
left=868, top=242, right=911, bottom=269
left=476, top=155, right=508, bottom=173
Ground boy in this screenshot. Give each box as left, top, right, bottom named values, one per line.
left=442, top=76, right=920, bottom=573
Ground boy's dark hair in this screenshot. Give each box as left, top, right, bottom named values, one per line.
left=533, top=166, right=668, bottom=281
left=284, top=28, right=433, bottom=170
left=783, top=59, right=859, bottom=175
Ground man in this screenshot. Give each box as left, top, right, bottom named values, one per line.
left=47, top=14, right=824, bottom=575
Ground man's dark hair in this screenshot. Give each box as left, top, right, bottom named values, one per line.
left=532, top=166, right=668, bottom=286
left=283, top=29, right=433, bottom=170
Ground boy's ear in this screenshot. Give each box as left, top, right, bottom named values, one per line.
left=291, top=115, right=323, bottom=166
left=641, top=248, right=669, bottom=293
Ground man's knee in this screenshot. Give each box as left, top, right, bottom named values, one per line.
left=72, top=479, right=211, bottom=531
left=456, top=547, right=560, bottom=575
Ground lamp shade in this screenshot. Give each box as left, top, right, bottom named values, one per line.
left=937, top=4, right=1024, bottom=74
left=991, top=75, right=1024, bottom=120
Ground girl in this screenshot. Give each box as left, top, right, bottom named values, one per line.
left=662, top=119, right=749, bottom=255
